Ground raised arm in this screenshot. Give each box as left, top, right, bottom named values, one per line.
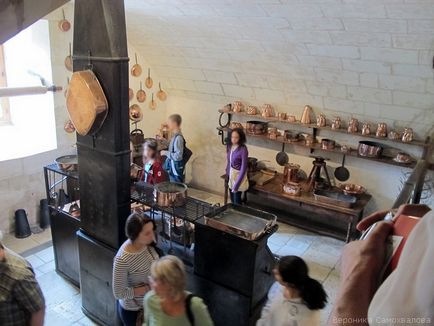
left=328, top=221, right=392, bottom=326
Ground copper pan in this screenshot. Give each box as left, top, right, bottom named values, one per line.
left=65, top=43, right=73, bottom=72
left=157, top=82, right=167, bottom=101
left=129, top=88, right=134, bottom=101
left=145, top=68, right=153, bottom=89
left=149, top=93, right=156, bottom=110
left=136, top=82, right=146, bottom=103
left=131, top=53, right=142, bottom=77
left=58, top=9, right=71, bottom=32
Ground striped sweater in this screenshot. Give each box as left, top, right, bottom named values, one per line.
left=112, top=244, right=159, bottom=311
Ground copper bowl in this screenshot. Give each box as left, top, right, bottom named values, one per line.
left=340, top=184, right=366, bottom=197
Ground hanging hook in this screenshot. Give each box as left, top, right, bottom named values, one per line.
left=87, top=50, right=93, bottom=70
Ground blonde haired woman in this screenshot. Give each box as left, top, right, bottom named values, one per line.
left=144, top=255, right=213, bottom=326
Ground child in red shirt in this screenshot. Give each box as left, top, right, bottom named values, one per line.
left=141, top=139, right=167, bottom=185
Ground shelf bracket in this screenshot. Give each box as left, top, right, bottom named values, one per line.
left=218, top=128, right=229, bottom=146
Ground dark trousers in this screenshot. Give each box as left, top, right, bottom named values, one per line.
left=117, top=301, right=139, bottom=326
left=230, top=190, right=242, bottom=205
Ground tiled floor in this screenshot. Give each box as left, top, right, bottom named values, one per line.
left=3, top=189, right=344, bottom=325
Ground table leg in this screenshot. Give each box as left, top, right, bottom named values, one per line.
left=346, top=218, right=353, bottom=243
left=224, top=179, right=229, bottom=205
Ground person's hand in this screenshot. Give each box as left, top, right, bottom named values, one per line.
left=357, top=204, right=431, bottom=231
left=329, top=221, right=393, bottom=325
left=160, top=150, right=169, bottom=157
left=341, top=221, right=393, bottom=283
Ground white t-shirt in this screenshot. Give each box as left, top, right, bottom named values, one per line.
left=368, top=211, right=434, bottom=325
left=257, top=282, right=321, bottom=326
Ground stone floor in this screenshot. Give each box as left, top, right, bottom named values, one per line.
left=2, top=189, right=344, bottom=325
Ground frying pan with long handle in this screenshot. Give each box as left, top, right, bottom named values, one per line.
left=276, top=143, right=289, bottom=166
left=334, top=154, right=350, bottom=182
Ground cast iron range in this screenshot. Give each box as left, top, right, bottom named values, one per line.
left=73, top=1, right=130, bottom=325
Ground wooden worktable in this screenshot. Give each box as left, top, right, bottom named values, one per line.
left=222, top=174, right=372, bottom=242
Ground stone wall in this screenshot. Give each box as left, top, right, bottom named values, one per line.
left=0, top=5, right=75, bottom=232
left=128, top=0, right=434, bottom=212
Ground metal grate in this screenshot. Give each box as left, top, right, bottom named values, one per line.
left=131, top=182, right=216, bottom=222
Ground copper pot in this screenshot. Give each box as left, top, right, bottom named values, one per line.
left=129, top=104, right=143, bottom=122
left=246, top=105, right=257, bottom=115
left=232, top=101, right=244, bottom=113
left=278, top=112, right=287, bottom=120
left=283, top=163, right=300, bottom=184
left=262, top=104, right=274, bottom=118
left=301, top=105, right=312, bottom=124
left=154, top=182, right=187, bottom=207
left=55, top=155, right=78, bottom=172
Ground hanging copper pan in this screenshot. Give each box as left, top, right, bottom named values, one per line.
left=157, top=82, right=167, bottom=101
left=128, top=88, right=134, bottom=101
left=58, top=9, right=71, bottom=32
left=136, top=82, right=146, bottom=103
left=145, top=68, right=153, bottom=89
left=65, top=43, right=73, bottom=72
left=129, top=104, right=143, bottom=122
left=131, top=53, right=142, bottom=77
left=149, top=93, right=156, bottom=110
left=66, top=70, right=108, bottom=136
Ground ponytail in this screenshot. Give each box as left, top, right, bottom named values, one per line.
left=300, top=277, right=327, bottom=310
left=277, top=256, right=328, bottom=311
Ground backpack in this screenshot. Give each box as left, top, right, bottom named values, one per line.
left=185, top=294, right=196, bottom=326
left=174, top=134, right=193, bottom=165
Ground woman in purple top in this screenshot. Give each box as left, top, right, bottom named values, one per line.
left=226, top=128, right=249, bottom=205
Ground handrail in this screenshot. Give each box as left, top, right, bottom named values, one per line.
left=392, top=132, right=433, bottom=208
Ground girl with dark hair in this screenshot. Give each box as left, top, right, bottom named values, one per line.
left=257, top=256, right=327, bottom=326
left=225, top=128, right=249, bottom=205
left=113, top=213, right=160, bottom=326
left=141, top=139, right=167, bottom=185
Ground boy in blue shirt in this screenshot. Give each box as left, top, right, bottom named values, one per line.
left=161, top=114, right=185, bottom=182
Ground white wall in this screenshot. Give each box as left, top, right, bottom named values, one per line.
left=125, top=0, right=434, bottom=212
left=0, top=5, right=75, bottom=232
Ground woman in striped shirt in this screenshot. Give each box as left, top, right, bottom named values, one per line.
left=113, top=213, right=160, bottom=326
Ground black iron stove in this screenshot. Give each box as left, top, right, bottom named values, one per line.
left=72, top=1, right=130, bottom=325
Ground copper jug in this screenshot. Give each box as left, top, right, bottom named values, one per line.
left=283, top=163, right=300, bottom=184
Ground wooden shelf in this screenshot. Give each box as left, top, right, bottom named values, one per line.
left=217, top=126, right=417, bottom=169
left=218, top=109, right=428, bottom=147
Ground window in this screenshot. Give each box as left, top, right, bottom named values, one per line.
left=0, top=20, right=57, bottom=161
left=0, top=45, right=11, bottom=125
